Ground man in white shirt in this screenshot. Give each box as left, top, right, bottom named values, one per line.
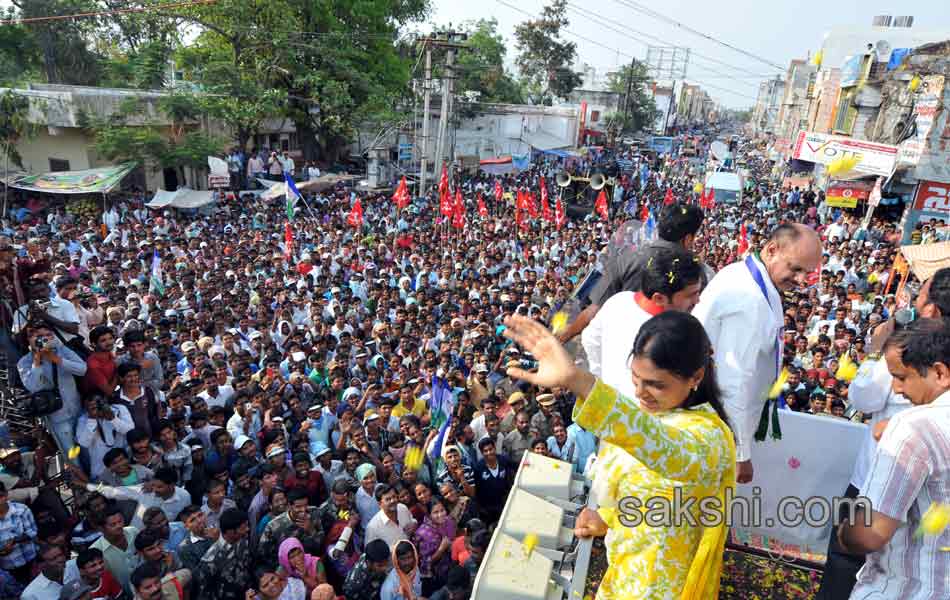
left=365, top=484, right=417, bottom=549
left=22, top=543, right=66, bottom=600
left=583, top=244, right=704, bottom=399
left=838, top=318, right=950, bottom=599
left=817, top=268, right=950, bottom=599
left=693, top=224, right=821, bottom=483
left=88, top=467, right=191, bottom=530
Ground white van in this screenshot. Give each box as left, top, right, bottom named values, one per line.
left=705, top=171, right=744, bottom=204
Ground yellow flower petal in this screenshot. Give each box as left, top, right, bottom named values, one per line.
left=551, top=311, right=569, bottom=335
left=68, top=446, right=81, bottom=460
left=918, top=503, right=950, bottom=537
left=768, top=368, right=789, bottom=399
left=522, top=533, right=538, bottom=558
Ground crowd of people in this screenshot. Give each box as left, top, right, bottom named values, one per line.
left=0, top=132, right=946, bottom=600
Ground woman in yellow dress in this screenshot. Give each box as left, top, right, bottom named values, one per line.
left=503, top=311, right=736, bottom=600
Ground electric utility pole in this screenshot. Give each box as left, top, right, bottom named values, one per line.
left=419, top=41, right=433, bottom=197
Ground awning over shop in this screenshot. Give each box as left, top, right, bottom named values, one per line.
left=521, top=130, right=570, bottom=152
left=146, top=188, right=215, bottom=209
left=6, top=162, right=137, bottom=194
left=478, top=154, right=530, bottom=176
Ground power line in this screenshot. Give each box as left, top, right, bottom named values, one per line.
left=492, top=0, right=757, bottom=102
left=564, top=1, right=776, bottom=81
left=561, top=3, right=760, bottom=89
left=610, top=0, right=785, bottom=71
left=0, top=0, right=217, bottom=25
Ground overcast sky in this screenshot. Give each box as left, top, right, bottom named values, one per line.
left=426, top=0, right=950, bottom=108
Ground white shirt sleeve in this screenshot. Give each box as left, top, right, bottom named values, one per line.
left=694, top=293, right=767, bottom=463
left=847, top=358, right=893, bottom=414
left=581, top=302, right=606, bottom=378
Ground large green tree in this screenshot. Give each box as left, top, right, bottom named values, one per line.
left=9, top=0, right=104, bottom=85
left=0, top=90, right=35, bottom=170
left=454, top=19, right=524, bottom=105
left=514, top=0, right=582, bottom=104
left=607, top=61, right=658, bottom=133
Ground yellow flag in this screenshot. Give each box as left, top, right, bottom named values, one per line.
left=836, top=353, right=859, bottom=382
left=550, top=311, right=569, bottom=335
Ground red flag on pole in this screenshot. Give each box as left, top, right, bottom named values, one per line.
left=541, top=191, right=553, bottom=223
left=494, top=179, right=503, bottom=203
left=452, top=189, right=465, bottom=229
left=440, top=189, right=454, bottom=217
left=438, top=164, right=448, bottom=197
left=477, top=193, right=488, bottom=218
left=284, top=223, right=293, bottom=260
left=737, top=222, right=749, bottom=256
left=705, top=187, right=716, bottom=209
left=555, top=196, right=566, bottom=230
left=539, top=177, right=549, bottom=209
left=347, top=199, right=363, bottom=228
left=527, top=191, right=538, bottom=219
left=594, top=189, right=609, bottom=220
left=639, top=201, right=649, bottom=221
left=663, top=188, right=675, bottom=206
left=393, top=176, right=410, bottom=210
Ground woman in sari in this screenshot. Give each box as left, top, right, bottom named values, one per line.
left=502, top=312, right=736, bottom=600
left=412, top=498, right=457, bottom=595
left=278, top=537, right=328, bottom=598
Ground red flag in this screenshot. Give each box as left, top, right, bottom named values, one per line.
left=452, top=189, right=465, bottom=229
left=737, top=222, right=749, bottom=256
left=639, top=201, right=649, bottom=221
left=527, top=191, right=538, bottom=219
left=477, top=193, right=488, bottom=218
left=494, top=179, right=503, bottom=203
left=555, top=196, right=566, bottom=230
left=663, top=188, right=675, bottom=206
left=541, top=191, right=553, bottom=223
left=594, top=189, right=609, bottom=220
left=284, top=223, right=294, bottom=260
left=440, top=189, right=453, bottom=217
left=347, top=199, right=363, bottom=228
left=705, top=187, right=716, bottom=209
left=438, top=164, right=448, bottom=197
left=515, top=205, right=526, bottom=231
left=516, top=189, right=526, bottom=211
left=539, top=177, right=549, bottom=209
left=393, top=176, right=410, bottom=210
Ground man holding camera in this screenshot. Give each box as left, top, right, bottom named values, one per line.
left=76, top=395, right=135, bottom=482
left=17, top=322, right=86, bottom=456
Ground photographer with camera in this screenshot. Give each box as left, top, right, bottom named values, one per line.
left=16, top=322, right=86, bottom=457
left=76, top=394, right=135, bottom=482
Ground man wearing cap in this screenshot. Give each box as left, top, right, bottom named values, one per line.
left=530, top=394, right=558, bottom=442
left=302, top=401, right=335, bottom=457
left=311, top=443, right=344, bottom=491
left=499, top=391, right=525, bottom=434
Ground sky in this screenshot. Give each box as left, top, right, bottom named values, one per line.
left=425, top=0, right=950, bottom=108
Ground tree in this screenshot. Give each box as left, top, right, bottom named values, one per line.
left=0, top=9, right=41, bottom=86
left=514, top=0, right=582, bottom=104
left=606, top=61, right=658, bottom=133
left=0, top=90, right=35, bottom=170
left=454, top=19, right=524, bottom=106
left=10, top=0, right=104, bottom=85
left=83, top=95, right=224, bottom=187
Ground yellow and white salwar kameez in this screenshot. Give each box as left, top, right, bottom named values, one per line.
left=576, top=380, right=736, bottom=600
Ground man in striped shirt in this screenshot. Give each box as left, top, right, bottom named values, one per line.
left=838, top=318, right=950, bottom=599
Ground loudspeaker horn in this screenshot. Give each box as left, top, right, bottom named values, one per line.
left=556, top=171, right=572, bottom=188
left=590, top=173, right=606, bottom=190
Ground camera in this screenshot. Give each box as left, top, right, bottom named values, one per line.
left=35, top=336, right=47, bottom=350
left=95, top=397, right=109, bottom=415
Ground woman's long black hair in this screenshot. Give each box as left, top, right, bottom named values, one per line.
left=629, top=311, right=731, bottom=430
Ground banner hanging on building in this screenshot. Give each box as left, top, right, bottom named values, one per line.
left=825, top=179, right=874, bottom=208
left=792, top=131, right=898, bottom=177
left=8, top=162, right=138, bottom=195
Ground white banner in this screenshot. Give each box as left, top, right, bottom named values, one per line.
left=731, top=410, right=867, bottom=558
left=792, top=131, right=898, bottom=178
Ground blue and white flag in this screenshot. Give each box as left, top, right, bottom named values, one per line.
left=428, top=375, right=457, bottom=462
left=149, top=250, right=164, bottom=297
left=284, top=171, right=301, bottom=220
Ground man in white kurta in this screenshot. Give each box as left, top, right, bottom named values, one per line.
left=693, top=224, right=821, bottom=483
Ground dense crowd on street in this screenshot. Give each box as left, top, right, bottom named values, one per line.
left=0, top=133, right=946, bottom=600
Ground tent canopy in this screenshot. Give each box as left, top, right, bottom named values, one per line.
left=6, top=162, right=137, bottom=195
left=147, top=188, right=215, bottom=209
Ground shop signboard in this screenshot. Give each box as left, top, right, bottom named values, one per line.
left=792, top=131, right=897, bottom=177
